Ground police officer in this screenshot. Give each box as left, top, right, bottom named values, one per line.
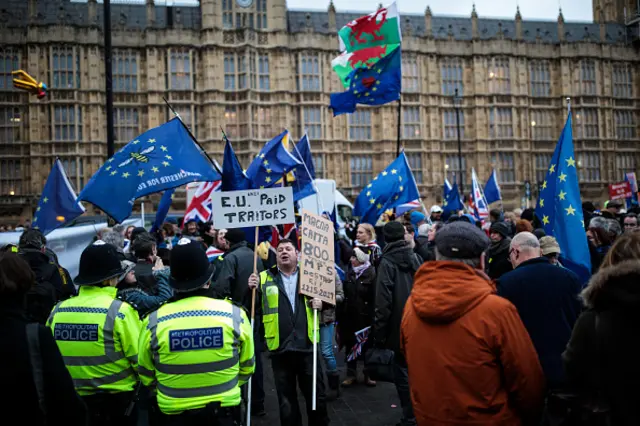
left=47, top=240, right=142, bottom=426
left=138, top=238, right=254, bottom=426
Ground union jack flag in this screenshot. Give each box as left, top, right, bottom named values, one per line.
left=206, top=246, right=225, bottom=262
left=346, top=326, right=371, bottom=362
left=269, top=222, right=298, bottom=255
left=471, top=168, right=489, bottom=221
left=183, top=180, right=221, bottom=224
left=395, top=199, right=421, bottom=216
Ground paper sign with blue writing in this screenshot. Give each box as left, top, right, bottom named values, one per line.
left=299, top=209, right=335, bottom=305
left=169, top=327, right=224, bottom=352
left=210, top=186, right=295, bottom=229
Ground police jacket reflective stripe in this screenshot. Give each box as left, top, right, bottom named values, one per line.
left=260, top=269, right=319, bottom=352
left=47, top=286, right=142, bottom=396
left=138, top=296, right=255, bottom=415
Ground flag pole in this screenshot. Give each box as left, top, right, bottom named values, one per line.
left=163, top=96, right=222, bottom=175
left=247, top=225, right=259, bottom=426
left=292, top=133, right=324, bottom=214
left=396, top=97, right=402, bottom=156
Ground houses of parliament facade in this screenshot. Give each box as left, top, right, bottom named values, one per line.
left=0, top=0, right=638, bottom=219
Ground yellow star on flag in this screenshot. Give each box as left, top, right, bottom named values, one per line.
left=549, top=164, right=555, bottom=174
left=36, top=206, right=41, bottom=212
left=539, top=199, right=544, bottom=207
left=132, top=139, right=140, bottom=145
left=377, top=203, right=382, bottom=209
left=263, top=160, right=269, bottom=166
left=382, top=171, right=388, bottom=176
left=365, top=92, right=370, bottom=97
left=110, top=171, right=117, bottom=176
left=542, top=180, right=547, bottom=190
left=367, top=183, right=372, bottom=188
left=559, top=172, right=567, bottom=182
left=372, top=87, right=377, bottom=92
left=366, top=191, right=371, bottom=196
left=43, top=197, right=48, bottom=203
left=152, top=166, right=159, bottom=173
left=565, top=205, right=576, bottom=216
left=391, top=169, right=397, bottom=174
left=373, top=176, right=378, bottom=181
left=394, top=195, right=399, bottom=200
left=260, top=153, right=265, bottom=159
left=165, top=155, right=173, bottom=160
left=160, top=146, right=168, bottom=152
left=33, top=216, right=37, bottom=222
left=566, top=157, right=576, bottom=167
left=138, top=170, right=144, bottom=177
left=106, top=166, right=112, bottom=171
left=370, top=198, right=375, bottom=204
left=266, top=168, right=272, bottom=174
left=162, top=161, right=170, bottom=167
left=148, top=138, right=156, bottom=144
left=265, top=177, right=271, bottom=183
left=398, top=176, right=402, bottom=181
left=558, top=190, right=567, bottom=200
left=122, top=172, right=130, bottom=178
left=107, top=158, right=113, bottom=163
left=260, top=186, right=265, bottom=189
left=399, top=186, right=404, bottom=191
left=542, top=215, right=550, bottom=225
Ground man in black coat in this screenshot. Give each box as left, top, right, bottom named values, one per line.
left=374, top=221, right=421, bottom=426
left=485, top=221, right=513, bottom=280
left=497, top=232, right=582, bottom=390
left=214, top=228, right=267, bottom=416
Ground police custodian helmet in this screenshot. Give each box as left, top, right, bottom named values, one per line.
left=169, top=238, right=215, bottom=292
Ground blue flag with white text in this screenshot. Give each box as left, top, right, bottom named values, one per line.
left=484, top=169, right=502, bottom=205
left=78, top=119, right=221, bottom=222
left=32, top=158, right=85, bottom=235
left=535, top=112, right=591, bottom=283
left=353, top=152, right=420, bottom=225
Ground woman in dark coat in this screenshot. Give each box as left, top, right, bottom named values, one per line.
left=340, top=246, right=377, bottom=387
left=0, top=252, right=87, bottom=425
left=563, top=232, right=640, bottom=426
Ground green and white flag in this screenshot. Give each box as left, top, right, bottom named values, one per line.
left=331, top=43, right=400, bottom=88
left=338, top=1, right=402, bottom=53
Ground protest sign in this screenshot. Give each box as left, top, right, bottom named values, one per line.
left=299, top=209, right=335, bottom=305
left=211, top=186, right=295, bottom=229
left=608, top=181, right=633, bottom=200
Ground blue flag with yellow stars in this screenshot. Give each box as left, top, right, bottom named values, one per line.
left=78, top=118, right=221, bottom=222
left=292, top=134, right=317, bottom=202
left=535, top=112, right=591, bottom=283
left=32, top=158, right=85, bottom=235
left=443, top=182, right=464, bottom=214
left=246, top=130, right=301, bottom=189
left=150, top=188, right=175, bottom=233
left=330, top=45, right=401, bottom=117
left=353, top=152, right=420, bottom=225
left=221, top=133, right=252, bottom=191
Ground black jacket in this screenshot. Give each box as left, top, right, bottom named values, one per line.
left=414, top=235, right=434, bottom=262
left=0, top=299, right=87, bottom=425
left=485, top=237, right=513, bottom=280
left=563, top=260, right=640, bottom=426
left=341, top=264, right=376, bottom=338
left=497, top=257, right=582, bottom=389
left=215, top=241, right=264, bottom=308
left=373, top=240, right=421, bottom=352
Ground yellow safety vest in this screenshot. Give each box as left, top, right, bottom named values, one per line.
left=47, top=286, right=141, bottom=396
left=259, top=270, right=319, bottom=352
left=138, top=296, right=254, bottom=415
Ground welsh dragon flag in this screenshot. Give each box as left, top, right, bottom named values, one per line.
left=332, top=2, right=402, bottom=88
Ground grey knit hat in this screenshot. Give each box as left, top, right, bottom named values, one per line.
left=435, top=221, right=490, bottom=259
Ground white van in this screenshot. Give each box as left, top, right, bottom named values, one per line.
left=298, top=179, right=353, bottom=237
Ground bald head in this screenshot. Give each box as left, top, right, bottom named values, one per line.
left=510, top=232, right=541, bottom=268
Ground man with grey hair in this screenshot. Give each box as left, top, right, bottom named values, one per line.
left=401, top=221, right=545, bottom=425
left=497, top=231, right=582, bottom=390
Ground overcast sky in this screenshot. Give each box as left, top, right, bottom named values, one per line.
left=286, top=0, right=592, bottom=22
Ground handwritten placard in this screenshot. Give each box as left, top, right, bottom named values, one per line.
left=211, top=187, right=295, bottom=229
left=299, top=209, right=335, bottom=305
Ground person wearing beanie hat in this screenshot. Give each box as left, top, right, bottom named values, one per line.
left=374, top=220, right=422, bottom=425
left=47, top=241, right=143, bottom=425
left=401, top=223, right=546, bottom=425
left=410, top=211, right=427, bottom=235
left=497, top=232, right=582, bottom=389
left=115, top=259, right=173, bottom=317
left=485, top=222, right=514, bottom=280
left=138, top=237, right=255, bottom=421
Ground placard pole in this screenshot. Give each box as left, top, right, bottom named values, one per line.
left=247, top=226, right=260, bottom=426
left=312, top=307, right=318, bottom=411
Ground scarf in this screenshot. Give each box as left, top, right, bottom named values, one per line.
left=353, top=261, right=371, bottom=279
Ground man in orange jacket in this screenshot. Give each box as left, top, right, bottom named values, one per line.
left=401, top=221, right=545, bottom=425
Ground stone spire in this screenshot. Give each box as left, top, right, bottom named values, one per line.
left=146, top=0, right=155, bottom=28
left=557, top=8, right=565, bottom=41
left=471, top=4, right=478, bottom=39
left=425, top=6, right=432, bottom=38
left=515, top=6, right=522, bottom=40
left=328, top=0, right=336, bottom=32
left=471, top=3, right=478, bottom=19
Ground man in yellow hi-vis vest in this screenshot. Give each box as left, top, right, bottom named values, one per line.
left=248, top=238, right=329, bottom=426
left=48, top=240, right=142, bottom=426
left=139, top=238, right=254, bottom=425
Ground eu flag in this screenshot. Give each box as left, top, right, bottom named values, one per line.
left=246, top=130, right=301, bottom=189
left=33, top=158, right=85, bottom=235
left=292, top=134, right=317, bottom=202
left=78, top=119, right=221, bottom=222
left=221, top=133, right=252, bottom=191
left=353, top=152, right=420, bottom=225
left=330, top=45, right=401, bottom=117
left=443, top=182, right=463, bottom=214
left=150, top=188, right=175, bottom=233
left=484, top=169, right=502, bottom=205
left=535, top=112, right=591, bottom=283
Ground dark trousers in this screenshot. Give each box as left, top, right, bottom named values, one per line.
left=393, top=351, right=416, bottom=425
left=81, top=391, right=137, bottom=426
left=271, top=351, right=329, bottom=426
left=158, top=402, right=240, bottom=426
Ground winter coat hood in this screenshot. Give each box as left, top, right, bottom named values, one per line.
left=382, top=240, right=421, bottom=270
left=581, top=260, right=640, bottom=311
left=411, top=261, right=494, bottom=324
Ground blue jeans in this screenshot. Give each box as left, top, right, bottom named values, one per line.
left=320, top=322, right=337, bottom=373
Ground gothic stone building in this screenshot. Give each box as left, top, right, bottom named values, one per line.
left=0, top=0, right=638, bottom=221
